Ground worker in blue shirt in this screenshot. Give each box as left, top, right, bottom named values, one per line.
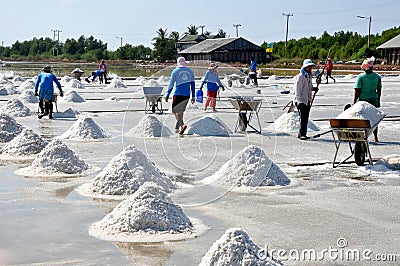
left=165, top=57, right=195, bottom=134
left=249, top=56, right=258, bottom=86
left=34, top=65, right=63, bottom=119
left=85, top=69, right=103, bottom=83
left=199, top=63, right=225, bottom=111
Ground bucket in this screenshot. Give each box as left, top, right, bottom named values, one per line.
left=256, top=89, right=261, bottom=94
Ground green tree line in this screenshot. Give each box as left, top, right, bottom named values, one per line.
left=1, top=26, right=400, bottom=62
left=262, top=27, right=400, bottom=62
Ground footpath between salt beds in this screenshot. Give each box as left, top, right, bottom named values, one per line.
left=0, top=73, right=399, bottom=265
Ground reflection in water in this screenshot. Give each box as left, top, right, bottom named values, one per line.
left=55, top=185, right=76, bottom=198
left=114, top=242, right=173, bottom=266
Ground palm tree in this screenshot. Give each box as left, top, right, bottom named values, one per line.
left=169, top=31, right=180, bottom=42
left=152, top=28, right=168, bottom=42
left=216, top=29, right=227, bottom=38
left=186, top=25, right=198, bottom=35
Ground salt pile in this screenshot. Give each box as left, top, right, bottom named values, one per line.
left=0, top=97, right=32, bottom=117
left=374, top=154, right=400, bottom=171
left=128, top=115, right=171, bottom=137
left=267, top=75, right=280, bottom=81
left=60, top=75, right=74, bottom=86
left=53, top=107, right=80, bottom=119
left=89, top=182, right=194, bottom=242
left=61, top=116, right=110, bottom=139
left=12, top=75, right=25, bottom=83
left=188, top=115, right=230, bottom=137
left=143, top=79, right=160, bottom=87
left=336, top=101, right=386, bottom=128
left=18, top=79, right=35, bottom=91
left=64, top=79, right=85, bottom=90
left=200, top=228, right=282, bottom=266
left=106, top=77, right=127, bottom=89
left=0, top=128, right=47, bottom=158
left=156, top=75, right=169, bottom=84
left=268, top=112, right=319, bottom=133
left=204, top=145, right=290, bottom=187
left=18, top=90, right=39, bottom=103
left=79, top=144, right=174, bottom=198
left=0, top=113, right=23, bottom=142
left=136, top=76, right=146, bottom=85
left=61, top=90, right=85, bottom=103
left=16, top=138, right=88, bottom=175
left=0, top=76, right=9, bottom=84
left=0, top=83, right=19, bottom=95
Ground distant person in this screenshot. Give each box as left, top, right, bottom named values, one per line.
left=34, top=65, right=63, bottom=119
left=85, top=69, right=103, bottom=83
left=248, top=56, right=258, bottom=87
left=293, top=59, right=320, bottom=140
left=165, top=57, right=195, bottom=134
left=354, top=58, right=382, bottom=142
left=325, top=58, right=336, bottom=83
left=99, top=59, right=109, bottom=84
left=200, top=63, right=225, bottom=112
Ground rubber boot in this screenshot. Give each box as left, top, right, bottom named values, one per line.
left=38, top=100, right=45, bottom=119
left=48, top=102, right=54, bottom=119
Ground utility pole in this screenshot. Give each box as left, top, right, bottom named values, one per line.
left=357, top=15, right=372, bottom=48
left=233, top=24, right=241, bottom=37
left=51, top=29, right=62, bottom=56
left=116, top=36, right=123, bottom=49
left=282, top=13, right=293, bottom=57
left=199, top=25, right=205, bottom=35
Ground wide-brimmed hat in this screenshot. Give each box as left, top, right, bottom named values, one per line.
left=41, top=65, right=52, bottom=72
left=302, top=59, right=315, bottom=69
left=177, top=57, right=188, bottom=67
left=208, top=63, right=218, bottom=70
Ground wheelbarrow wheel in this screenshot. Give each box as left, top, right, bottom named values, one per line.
left=228, top=79, right=233, bottom=87
left=238, top=112, right=248, bottom=131
left=354, top=142, right=366, bottom=166
left=239, top=77, right=245, bottom=84
left=151, top=104, right=156, bottom=113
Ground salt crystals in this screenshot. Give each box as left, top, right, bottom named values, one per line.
left=61, top=116, right=110, bottom=139
left=0, top=113, right=23, bottom=142
left=0, top=128, right=47, bottom=158
left=128, top=115, right=171, bottom=137
left=0, top=97, right=32, bottom=117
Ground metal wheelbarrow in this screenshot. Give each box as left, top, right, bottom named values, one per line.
left=228, top=97, right=262, bottom=134
left=329, top=117, right=384, bottom=168
left=143, top=86, right=164, bottom=114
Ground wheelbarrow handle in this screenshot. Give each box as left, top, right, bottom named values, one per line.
left=313, top=129, right=333, bottom=138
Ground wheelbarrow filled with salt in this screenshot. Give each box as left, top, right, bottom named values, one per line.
left=329, top=101, right=386, bottom=167
left=143, top=86, right=164, bottom=114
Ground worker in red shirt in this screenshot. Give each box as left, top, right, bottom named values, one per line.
left=325, top=58, right=336, bottom=83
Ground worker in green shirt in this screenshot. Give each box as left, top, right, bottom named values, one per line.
left=354, top=58, right=382, bottom=142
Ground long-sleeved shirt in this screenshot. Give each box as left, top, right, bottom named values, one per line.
left=293, top=68, right=313, bottom=105
left=166, top=66, right=195, bottom=98
left=34, top=72, right=62, bottom=94
left=199, top=70, right=224, bottom=92
left=99, top=63, right=107, bottom=73
left=250, top=60, right=257, bottom=71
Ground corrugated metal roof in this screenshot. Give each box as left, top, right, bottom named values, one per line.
left=178, top=34, right=207, bottom=42
left=377, top=34, right=400, bottom=49
left=178, top=37, right=240, bottom=54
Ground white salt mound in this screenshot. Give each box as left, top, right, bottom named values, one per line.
left=53, top=107, right=80, bottom=119
left=83, top=144, right=174, bottom=197
left=0, top=97, right=32, bottom=117
left=0, top=77, right=9, bottom=84
left=12, top=75, right=25, bottom=83
left=156, top=75, right=169, bottom=84
left=29, top=138, right=88, bottom=174
left=0, top=84, right=19, bottom=95
left=200, top=228, right=282, bottom=266
left=1, top=128, right=47, bottom=157
left=343, top=74, right=356, bottom=79
left=61, top=90, right=85, bottom=102
left=375, top=154, right=400, bottom=171
left=60, top=75, right=74, bottom=86
left=0, top=113, right=23, bottom=142
left=61, top=117, right=110, bottom=139
left=188, top=116, right=230, bottom=137
left=18, top=79, right=35, bottom=91
left=18, top=90, right=39, bottom=103
left=89, top=182, right=193, bottom=242
left=129, top=115, right=171, bottom=137
left=268, top=112, right=319, bottom=133
left=336, top=101, right=386, bottom=128
left=64, top=79, right=85, bottom=90
left=106, top=77, right=127, bottom=89
left=267, top=75, right=280, bottom=81
left=204, top=145, right=290, bottom=187
left=143, top=79, right=160, bottom=87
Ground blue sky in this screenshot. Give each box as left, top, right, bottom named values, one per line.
left=1, top=0, right=399, bottom=50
